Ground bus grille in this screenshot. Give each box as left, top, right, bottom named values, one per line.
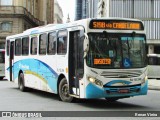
left=100, top=70, right=142, bottom=78
left=105, top=85, right=141, bottom=94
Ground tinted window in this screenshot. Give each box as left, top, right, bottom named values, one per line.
left=39, top=33, right=47, bottom=55
left=15, top=38, right=21, bottom=56
left=31, top=37, right=37, bottom=55
left=22, top=37, right=29, bottom=55
left=48, top=32, right=56, bottom=54
left=57, top=30, right=67, bottom=54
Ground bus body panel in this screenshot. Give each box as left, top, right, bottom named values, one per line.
left=9, top=58, right=58, bottom=93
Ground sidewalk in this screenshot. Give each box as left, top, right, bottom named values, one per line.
left=148, top=79, right=160, bottom=91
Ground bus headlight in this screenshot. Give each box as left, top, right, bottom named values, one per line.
left=142, top=76, right=148, bottom=84
left=88, top=77, right=103, bottom=87
left=88, top=77, right=96, bottom=83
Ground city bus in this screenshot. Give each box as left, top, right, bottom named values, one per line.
left=5, top=18, right=148, bottom=102
left=0, top=49, right=5, bottom=79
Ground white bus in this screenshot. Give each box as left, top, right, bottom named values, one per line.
left=5, top=18, right=148, bottom=102
left=0, top=49, right=5, bottom=79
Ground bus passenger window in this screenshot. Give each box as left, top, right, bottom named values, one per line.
left=15, top=38, right=22, bottom=56
left=31, top=37, right=38, bottom=55
left=58, top=37, right=67, bottom=54
left=48, top=32, right=56, bottom=54
left=39, top=33, right=47, bottom=55
left=22, top=37, right=29, bottom=55
left=57, top=30, right=67, bottom=55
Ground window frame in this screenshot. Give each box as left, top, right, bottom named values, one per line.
left=0, top=21, right=12, bottom=32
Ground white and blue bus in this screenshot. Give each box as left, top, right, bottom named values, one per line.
left=5, top=18, right=148, bottom=102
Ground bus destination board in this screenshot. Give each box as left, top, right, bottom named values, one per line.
left=89, top=19, right=144, bottom=30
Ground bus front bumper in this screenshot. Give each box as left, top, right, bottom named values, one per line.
left=85, top=81, right=148, bottom=99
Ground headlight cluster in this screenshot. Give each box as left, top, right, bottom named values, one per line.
left=88, top=77, right=103, bottom=87
left=142, top=76, right=148, bottom=84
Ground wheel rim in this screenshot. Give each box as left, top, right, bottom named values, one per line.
left=61, top=84, right=69, bottom=98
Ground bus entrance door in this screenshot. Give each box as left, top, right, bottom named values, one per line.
left=69, top=30, right=84, bottom=96
left=9, top=41, right=14, bottom=81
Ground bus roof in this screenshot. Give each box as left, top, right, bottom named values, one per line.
left=6, top=17, right=143, bottom=40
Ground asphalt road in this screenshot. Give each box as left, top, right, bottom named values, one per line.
left=0, top=80, right=160, bottom=120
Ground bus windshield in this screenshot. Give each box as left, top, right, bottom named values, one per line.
left=86, top=33, right=147, bottom=69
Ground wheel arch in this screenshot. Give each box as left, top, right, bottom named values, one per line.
left=57, top=74, right=66, bottom=94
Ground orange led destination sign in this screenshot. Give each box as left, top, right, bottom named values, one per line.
left=89, top=20, right=144, bottom=30
left=94, top=58, right=111, bottom=65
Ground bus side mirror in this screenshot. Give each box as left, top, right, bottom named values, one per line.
left=83, top=33, right=89, bottom=58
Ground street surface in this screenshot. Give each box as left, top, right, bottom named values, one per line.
left=0, top=80, right=160, bottom=120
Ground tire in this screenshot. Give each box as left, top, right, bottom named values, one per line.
left=58, top=78, right=73, bottom=102
left=18, top=73, right=27, bottom=92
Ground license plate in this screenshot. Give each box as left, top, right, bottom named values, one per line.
left=118, top=89, right=129, bottom=93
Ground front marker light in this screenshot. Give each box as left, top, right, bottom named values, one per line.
left=95, top=80, right=103, bottom=87
left=88, top=77, right=103, bottom=87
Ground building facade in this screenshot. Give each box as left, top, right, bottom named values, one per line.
left=0, top=0, right=54, bottom=48
left=97, top=0, right=109, bottom=18
left=75, top=0, right=88, bottom=20
left=97, top=0, right=160, bottom=54
left=88, top=0, right=99, bottom=18
left=54, top=0, right=63, bottom=24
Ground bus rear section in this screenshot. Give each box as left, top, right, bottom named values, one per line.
left=0, top=49, right=5, bottom=79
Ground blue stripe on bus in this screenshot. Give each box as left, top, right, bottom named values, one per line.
left=7, top=59, right=58, bottom=93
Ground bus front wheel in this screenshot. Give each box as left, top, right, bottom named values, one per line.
left=58, top=78, right=73, bottom=102
left=18, top=73, right=27, bottom=92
